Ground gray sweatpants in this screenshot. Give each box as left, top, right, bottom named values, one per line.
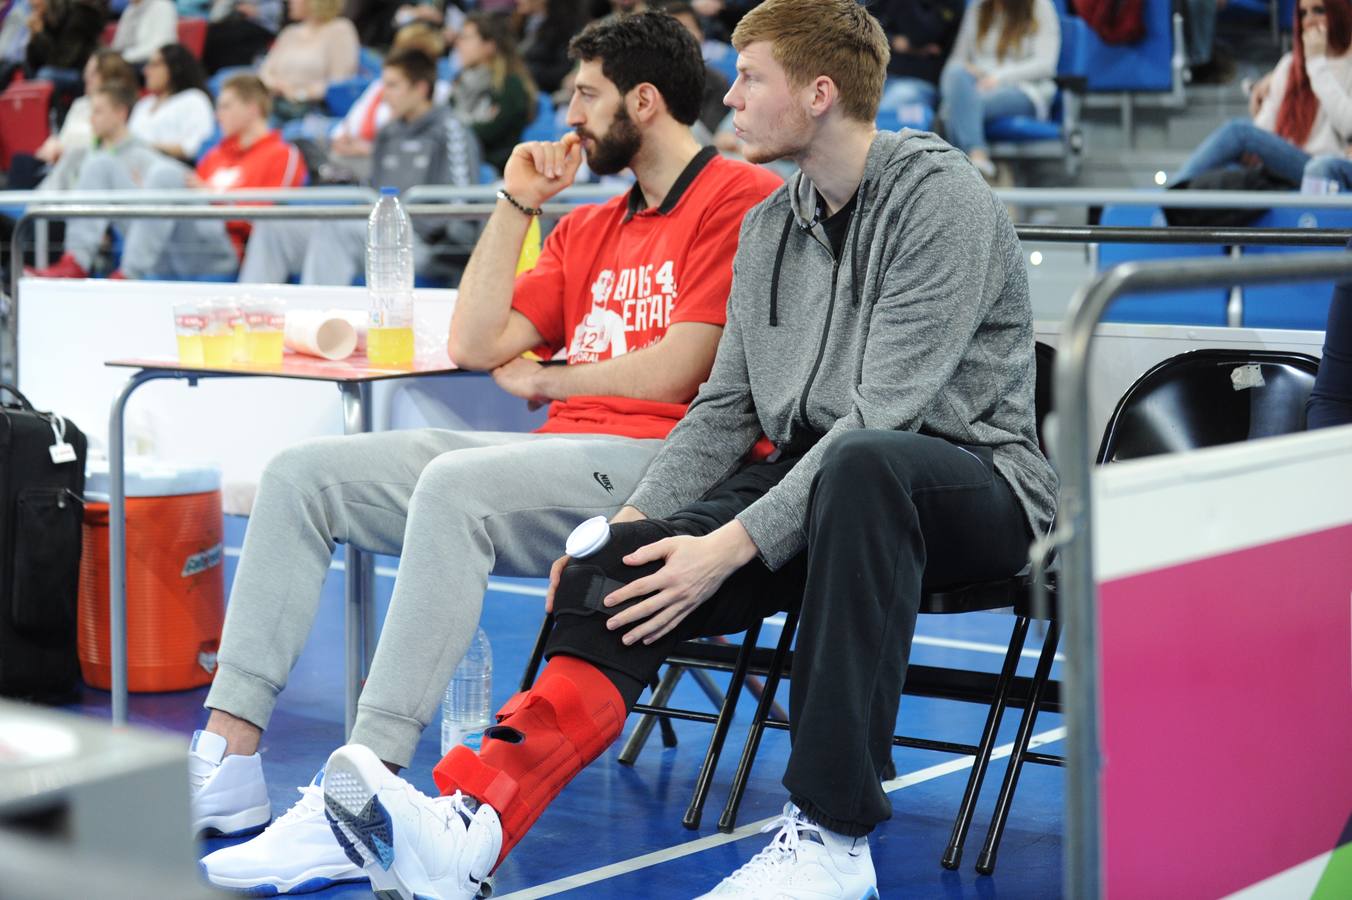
left=238, top=219, right=439, bottom=286
left=205, top=428, right=662, bottom=767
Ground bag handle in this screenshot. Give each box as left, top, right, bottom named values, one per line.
left=0, top=383, right=35, bottom=410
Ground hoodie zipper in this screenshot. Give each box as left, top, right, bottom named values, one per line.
left=797, top=235, right=844, bottom=428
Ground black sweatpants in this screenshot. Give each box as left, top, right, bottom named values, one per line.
left=545, top=429, right=1032, bottom=837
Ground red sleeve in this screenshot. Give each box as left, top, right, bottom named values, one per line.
left=251, top=141, right=305, bottom=188
left=669, top=183, right=777, bottom=328
left=509, top=211, right=575, bottom=352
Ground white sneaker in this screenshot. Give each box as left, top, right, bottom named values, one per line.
left=322, top=743, right=502, bottom=900
left=696, top=803, right=879, bottom=900
left=200, top=769, right=367, bottom=895
left=189, top=729, right=272, bottom=837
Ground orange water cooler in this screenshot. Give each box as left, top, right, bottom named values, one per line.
left=78, top=460, right=225, bottom=692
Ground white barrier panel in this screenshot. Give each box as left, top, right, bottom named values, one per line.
left=18, top=279, right=545, bottom=508
left=1093, top=424, right=1352, bottom=898
left=1036, top=321, right=1325, bottom=446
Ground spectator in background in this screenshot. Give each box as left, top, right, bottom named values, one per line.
left=1171, top=0, right=1352, bottom=190
left=1308, top=241, right=1352, bottom=428
left=240, top=48, right=481, bottom=285
left=452, top=11, right=537, bottom=172
left=130, top=43, right=215, bottom=160
left=116, top=74, right=307, bottom=279
left=113, top=0, right=178, bottom=66
left=0, top=0, right=31, bottom=91
left=663, top=1, right=731, bottom=135
left=516, top=0, right=588, bottom=93
left=328, top=21, right=451, bottom=182
left=25, top=82, right=164, bottom=279
left=8, top=49, right=136, bottom=189
left=259, top=0, right=360, bottom=120
left=202, top=0, right=283, bottom=73
left=23, top=0, right=106, bottom=97
left=875, top=0, right=964, bottom=115
left=939, top=0, right=1059, bottom=180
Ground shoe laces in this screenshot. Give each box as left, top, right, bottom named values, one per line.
left=723, top=807, right=815, bottom=886
left=267, top=784, right=325, bottom=830
left=428, top=790, right=477, bottom=834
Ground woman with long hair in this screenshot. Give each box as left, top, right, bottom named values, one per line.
left=129, top=43, right=216, bottom=161
left=452, top=11, right=538, bottom=172
left=258, top=0, right=360, bottom=120
left=1171, top=0, right=1352, bottom=187
left=938, top=0, right=1060, bottom=179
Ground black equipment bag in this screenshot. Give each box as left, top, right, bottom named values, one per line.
left=0, top=383, right=87, bottom=702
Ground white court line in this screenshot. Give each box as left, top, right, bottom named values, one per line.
left=492, top=727, right=1066, bottom=900
left=223, top=548, right=1058, bottom=652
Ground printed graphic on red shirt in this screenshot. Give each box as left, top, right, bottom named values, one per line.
left=568, top=260, right=680, bottom=363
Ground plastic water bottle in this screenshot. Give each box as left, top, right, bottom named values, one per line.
left=442, top=628, right=493, bottom=755
left=366, top=186, right=415, bottom=366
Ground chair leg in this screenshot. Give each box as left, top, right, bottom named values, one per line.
left=716, top=609, right=799, bottom=833
left=709, top=635, right=789, bottom=722
left=976, top=620, right=1061, bottom=876
left=618, top=665, right=685, bottom=765
left=683, top=618, right=764, bottom=830
left=518, top=613, right=554, bottom=692
left=941, top=615, right=1031, bottom=870
left=689, top=667, right=728, bottom=709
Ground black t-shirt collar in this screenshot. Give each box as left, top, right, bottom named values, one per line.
left=623, top=145, right=719, bottom=222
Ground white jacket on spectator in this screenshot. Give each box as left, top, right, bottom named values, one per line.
left=130, top=87, right=216, bottom=158
left=1255, top=51, right=1352, bottom=157
left=947, top=0, right=1059, bottom=119
left=112, top=0, right=179, bottom=64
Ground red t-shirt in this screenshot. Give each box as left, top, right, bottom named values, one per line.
left=512, top=148, right=782, bottom=439
left=196, top=130, right=307, bottom=256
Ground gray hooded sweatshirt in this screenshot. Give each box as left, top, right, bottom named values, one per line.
left=625, top=129, right=1057, bottom=570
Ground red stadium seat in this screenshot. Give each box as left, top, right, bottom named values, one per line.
left=0, top=79, right=54, bottom=170
left=178, top=18, right=207, bottom=59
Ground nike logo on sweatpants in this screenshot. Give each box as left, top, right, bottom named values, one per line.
left=593, top=472, right=614, bottom=494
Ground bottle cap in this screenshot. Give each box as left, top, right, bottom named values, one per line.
left=379, top=185, right=399, bottom=196
left=566, top=516, right=611, bottom=558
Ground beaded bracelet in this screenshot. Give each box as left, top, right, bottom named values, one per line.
left=497, top=189, right=543, bottom=217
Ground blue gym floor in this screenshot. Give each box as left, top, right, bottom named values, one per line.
left=67, top=515, right=1064, bottom=899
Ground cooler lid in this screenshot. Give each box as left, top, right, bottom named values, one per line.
left=85, top=457, right=222, bottom=500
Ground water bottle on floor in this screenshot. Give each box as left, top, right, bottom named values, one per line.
left=442, top=627, right=493, bottom=755
left=366, top=186, right=415, bottom=366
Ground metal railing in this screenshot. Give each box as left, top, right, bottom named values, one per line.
left=1051, top=250, right=1352, bottom=900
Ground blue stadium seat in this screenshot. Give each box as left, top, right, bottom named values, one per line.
left=358, top=47, right=383, bottom=81
left=1071, top=0, right=1177, bottom=93
left=208, top=66, right=256, bottom=100
left=987, top=15, right=1086, bottom=176
left=704, top=41, right=739, bottom=90
left=1240, top=207, right=1352, bottom=329
left=520, top=94, right=563, bottom=143
left=876, top=101, right=934, bottom=134
left=326, top=76, right=374, bottom=118
left=1097, top=204, right=1229, bottom=326
left=195, top=123, right=223, bottom=161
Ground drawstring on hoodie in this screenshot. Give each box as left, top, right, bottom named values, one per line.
left=768, top=214, right=794, bottom=326
left=768, top=179, right=869, bottom=325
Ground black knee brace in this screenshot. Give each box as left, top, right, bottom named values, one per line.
left=546, top=518, right=686, bottom=683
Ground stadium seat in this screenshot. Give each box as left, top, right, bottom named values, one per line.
left=876, top=100, right=934, bottom=134
left=1097, top=349, right=1320, bottom=463
left=987, top=15, right=1086, bottom=177
left=325, top=76, right=374, bottom=118
left=520, top=93, right=562, bottom=144
left=208, top=66, right=255, bottom=100
left=703, top=40, right=738, bottom=90
left=1097, top=204, right=1229, bottom=326
left=0, top=79, right=54, bottom=170
left=1071, top=0, right=1178, bottom=93
left=178, top=18, right=208, bottom=59
left=1239, top=207, right=1352, bottom=329
left=358, top=47, right=383, bottom=81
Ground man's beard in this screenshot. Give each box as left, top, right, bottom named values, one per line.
left=580, top=105, right=642, bottom=176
